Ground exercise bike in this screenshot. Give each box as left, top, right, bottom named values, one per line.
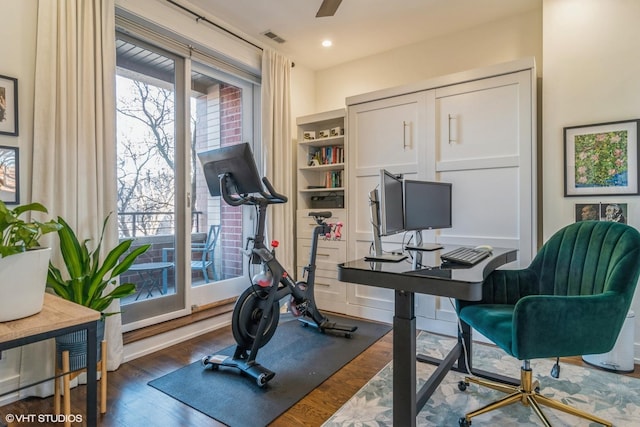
left=198, top=143, right=357, bottom=387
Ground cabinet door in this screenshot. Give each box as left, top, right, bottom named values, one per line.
left=430, top=70, right=535, bottom=329
left=346, top=92, right=430, bottom=315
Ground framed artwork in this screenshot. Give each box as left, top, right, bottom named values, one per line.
left=0, top=75, right=18, bottom=136
left=564, top=119, right=639, bottom=196
left=574, top=202, right=627, bottom=224
left=0, top=146, right=19, bottom=204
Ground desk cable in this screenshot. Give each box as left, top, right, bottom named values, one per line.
left=448, top=298, right=473, bottom=376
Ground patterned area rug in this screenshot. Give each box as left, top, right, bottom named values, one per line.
left=324, top=332, right=640, bottom=426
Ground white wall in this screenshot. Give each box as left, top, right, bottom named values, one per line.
left=0, top=0, right=37, bottom=205
left=0, top=0, right=38, bottom=403
left=543, top=0, right=640, bottom=358
left=314, top=9, right=542, bottom=112
left=290, top=64, right=317, bottom=137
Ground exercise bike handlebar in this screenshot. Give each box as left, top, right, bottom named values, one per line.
left=261, top=177, right=288, bottom=203
left=219, top=174, right=288, bottom=206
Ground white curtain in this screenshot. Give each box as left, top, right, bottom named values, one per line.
left=261, top=49, right=294, bottom=272
left=19, top=0, right=120, bottom=397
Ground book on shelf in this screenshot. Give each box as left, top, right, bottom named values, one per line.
left=325, top=170, right=343, bottom=188
left=309, top=146, right=344, bottom=166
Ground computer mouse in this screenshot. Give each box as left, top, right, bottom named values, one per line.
left=475, top=244, right=493, bottom=252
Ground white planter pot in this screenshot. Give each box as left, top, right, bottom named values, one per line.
left=0, top=247, right=51, bottom=322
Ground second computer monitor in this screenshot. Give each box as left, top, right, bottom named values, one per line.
left=379, top=169, right=404, bottom=236
left=403, top=179, right=452, bottom=231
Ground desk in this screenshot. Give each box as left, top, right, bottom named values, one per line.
left=0, top=293, right=100, bottom=426
left=338, top=246, right=518, bottom=427
left=129, top=262, right=173, bottom=300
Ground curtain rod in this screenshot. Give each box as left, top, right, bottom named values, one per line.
left=165, top=0, right=295, bottom=68
left=166, top=0, right=263, bottom=50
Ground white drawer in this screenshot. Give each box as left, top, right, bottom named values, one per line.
left=296, top=238, right=345, bottom=266
left=296, top=265, right=346, bottom=300
left=297, top=263, right=339, bottom=282
left=296, top=209, right=346, bottom=239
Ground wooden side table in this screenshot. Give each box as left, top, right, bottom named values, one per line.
left=0, top=293, right=101, bottom=426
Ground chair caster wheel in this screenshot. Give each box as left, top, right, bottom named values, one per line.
left=458, top=380, right=468, bottom=391
left=459, top=417, right=471, bottom=426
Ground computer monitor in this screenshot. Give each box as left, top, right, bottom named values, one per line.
left=403, top=180, right=452, bottom=252
left=378, top=169, right=404, bottom=236
left=403, top=180, right=452, bottom=231
left=197, top=143, right=263, bottom=197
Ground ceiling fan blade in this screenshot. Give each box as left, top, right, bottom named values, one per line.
left=316, top=0, right=342, bottom=17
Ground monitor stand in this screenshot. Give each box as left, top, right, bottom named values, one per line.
left=405, top=230, right=443, bottom=251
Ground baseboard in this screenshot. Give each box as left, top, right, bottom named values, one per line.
left=123, top=311, right=232, bottom=362
left=0, top=374, right=20, bottom=406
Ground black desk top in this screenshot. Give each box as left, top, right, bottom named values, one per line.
left=338, top=246, right=518, bottom=301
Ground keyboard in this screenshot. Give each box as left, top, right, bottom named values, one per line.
left=440, top=247, right=491, bottom=266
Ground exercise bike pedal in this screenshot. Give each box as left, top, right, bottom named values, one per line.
left=202, top=354, right=276, bottom=387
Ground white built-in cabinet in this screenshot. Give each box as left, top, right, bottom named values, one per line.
left=340, top=59, right=537, bottom=335
left=295, top=109, right=348, bottom=312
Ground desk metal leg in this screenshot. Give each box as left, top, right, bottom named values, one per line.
left=394, top=290, right=416, bottom=427
left=86, top=321, right=97, bottom=426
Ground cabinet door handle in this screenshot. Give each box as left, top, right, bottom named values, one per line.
left=448, top=114, right=457, bottom=144
left=403, top=121, right=409, bottom=150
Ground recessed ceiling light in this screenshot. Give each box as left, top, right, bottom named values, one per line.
left=322, top=40, right=333, bottom=48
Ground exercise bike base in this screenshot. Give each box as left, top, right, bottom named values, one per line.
left=202, top=354, right=276, bottom=387
left=298, top=317, right=358, bottom=338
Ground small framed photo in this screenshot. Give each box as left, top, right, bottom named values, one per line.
left=575, top=203, right=600, bottom=222
left=0, top=145, right=19, bottom=204
left=0, top=75, right=18, bottom=136
left=600, top=202, right=627, bottom=224
left=564, top=119, right=639, bottom=196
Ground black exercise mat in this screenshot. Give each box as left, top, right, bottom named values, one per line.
left=148, top=314, right=391, bottom=427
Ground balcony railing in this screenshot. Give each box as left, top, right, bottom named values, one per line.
left=118, top=211, right=204, bottom=237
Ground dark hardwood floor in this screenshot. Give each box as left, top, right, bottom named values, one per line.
left=1, top=323, right=637, bottom=427
left=0, top=323, right=392, bottom=427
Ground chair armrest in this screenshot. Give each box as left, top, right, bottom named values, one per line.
left=457, top=268, right=539, bottom=312
left=512, top=292, right=627, bottom=359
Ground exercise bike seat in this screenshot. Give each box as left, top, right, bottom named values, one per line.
left=309, top=211, right=332, bottom=219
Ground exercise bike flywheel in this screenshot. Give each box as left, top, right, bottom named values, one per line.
left=232, top=286, right=280, bottom=349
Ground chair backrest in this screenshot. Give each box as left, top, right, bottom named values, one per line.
left=204, top=224, right=221, bottom=254
left=530, top=221, right=640, bottom=301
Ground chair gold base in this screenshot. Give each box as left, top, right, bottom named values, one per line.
left=459, top=366, right=612, bottom=427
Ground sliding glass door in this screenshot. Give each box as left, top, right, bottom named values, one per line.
left=115, top=31, right=257, bottom=328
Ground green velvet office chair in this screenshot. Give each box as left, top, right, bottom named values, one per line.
left=456, top=220, right=640, bottom=427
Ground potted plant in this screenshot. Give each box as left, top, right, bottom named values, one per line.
left=0, top=200, right=61, bottom=321
left=47, top=214, right=150, bottom=370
